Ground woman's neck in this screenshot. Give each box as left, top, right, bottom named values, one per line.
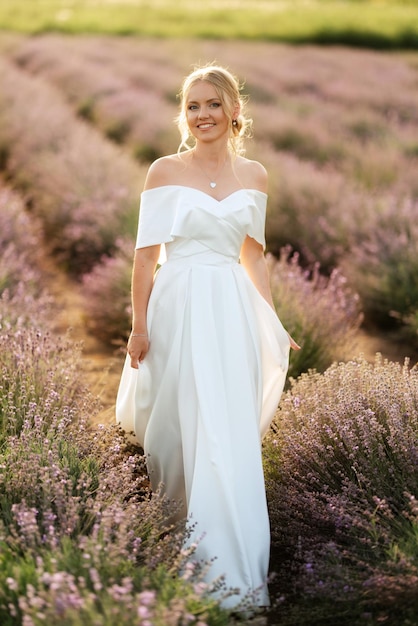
left=192, top=143, right=229, bottom=166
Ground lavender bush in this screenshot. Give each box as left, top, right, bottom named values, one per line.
left=268, top=249, right=362, bottom=379
left=81, top=237, right=134, bottom=344
left=0, top=248, right=258, bottom=624
left=0, top=293, right=250, bottom=625
left=0, top=186, right=40, bottom=253
left=0, top=58, right=145, bottom=275
left=0, top=305, right=95, bottom=442
left=262, top=149, right=368, bottom=269
left=0, top=415, right=239, bottom=626
left=0, top=244, right=41, bottom=297
left=342, top=197, right=418, bottom=344
left=11, top=35, right=180, bottom=161
left=0, top=185, right=43, bottom=295
left=0, top=234, right=97, bottom=442
left=263, top=355, right=418, bottom=624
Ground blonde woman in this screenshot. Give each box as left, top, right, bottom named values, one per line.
left=116, top=64, right=299, bottom=609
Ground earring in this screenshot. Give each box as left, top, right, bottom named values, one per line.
left=232, top=119, right=238, bottom=127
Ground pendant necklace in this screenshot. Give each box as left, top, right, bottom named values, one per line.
left=193, top=153, right=228, bottom=189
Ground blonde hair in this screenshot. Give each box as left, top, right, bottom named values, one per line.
left=176, top=64, right=252, bottom=156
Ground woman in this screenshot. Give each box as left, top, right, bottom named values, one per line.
left=116, top=64, right=299, bottom=609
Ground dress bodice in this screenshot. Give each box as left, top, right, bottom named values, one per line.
left=135, top=185, right=267, bottom=262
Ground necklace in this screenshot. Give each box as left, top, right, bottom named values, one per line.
left=193, top=153, right=228, bottom=189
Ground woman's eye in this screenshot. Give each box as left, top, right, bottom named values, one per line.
left=188, top=104, right=198, bottom=110
left=210, top=102, right=221, bottom=108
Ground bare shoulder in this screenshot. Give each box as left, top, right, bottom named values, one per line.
left=235, top=157, right=268, bottom=193
left=143, top=153, right=189, bottom=190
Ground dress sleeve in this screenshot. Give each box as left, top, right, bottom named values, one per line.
left=135, top=187, right=177, bottom=249
left=246, top=191, right=267, bottom=249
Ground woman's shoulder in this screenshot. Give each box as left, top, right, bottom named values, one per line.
left=143, top=153, right=189, bottom=190
left=235, top=156, right=268, bottom=193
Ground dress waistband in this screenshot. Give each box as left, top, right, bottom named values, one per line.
left=166, top=248, right=238, bottom=268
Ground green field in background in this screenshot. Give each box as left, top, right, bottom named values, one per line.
left=1, top=0, right=418, bottom=48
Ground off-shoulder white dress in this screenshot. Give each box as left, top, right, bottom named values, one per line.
left=116, top=185, right=290, bottom=608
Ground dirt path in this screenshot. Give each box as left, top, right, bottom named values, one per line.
left=40, top=257, right=124, bottom=427
left=353, top=325, right=418, bottom=366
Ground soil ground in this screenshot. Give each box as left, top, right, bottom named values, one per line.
left=40, top=257, right=124, bottom=428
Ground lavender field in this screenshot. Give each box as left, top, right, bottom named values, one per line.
left=0, top=32, right=418, bottom=625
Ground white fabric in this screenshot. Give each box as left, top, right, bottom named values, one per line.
left=116, top=185, right=290, bottom=608
left=136, top=185, right=266, bottom=251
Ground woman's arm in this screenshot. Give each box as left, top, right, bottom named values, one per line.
left=127, top=244, right=160, bottom=368
left=127, top=157, right=174, bottom=368
left=240, top=236, right=301, bottom=350
left=240, top=236, right=275, bottom=308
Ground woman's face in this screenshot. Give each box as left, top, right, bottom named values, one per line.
left=185, top=80, right=230, bottom=144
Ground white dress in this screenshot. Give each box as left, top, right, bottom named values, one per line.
left=116, top=185, right=290, bottom=608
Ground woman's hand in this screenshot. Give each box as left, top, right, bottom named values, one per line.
left=128, top=245, right=160, bottom=369
left=288, top=333, right=301, bottom=351
left=127, top=333, right=150, bottom=369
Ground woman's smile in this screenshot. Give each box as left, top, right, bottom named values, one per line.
left=197, top=122, right=215, bottom=130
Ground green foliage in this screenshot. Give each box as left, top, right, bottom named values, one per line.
left=1, top=1, right=418, bottom=49
left=271, top=127, right=345, bottom=167
left=76, top=97, right=96, bottom=122
left=133, top=142, right=162, bottom=164
left=105, top=118, right=132, bottom=144
left=406, top=310, right=418, bottom=340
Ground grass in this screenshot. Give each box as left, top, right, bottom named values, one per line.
left=1, top=0, right=418, bottom=48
